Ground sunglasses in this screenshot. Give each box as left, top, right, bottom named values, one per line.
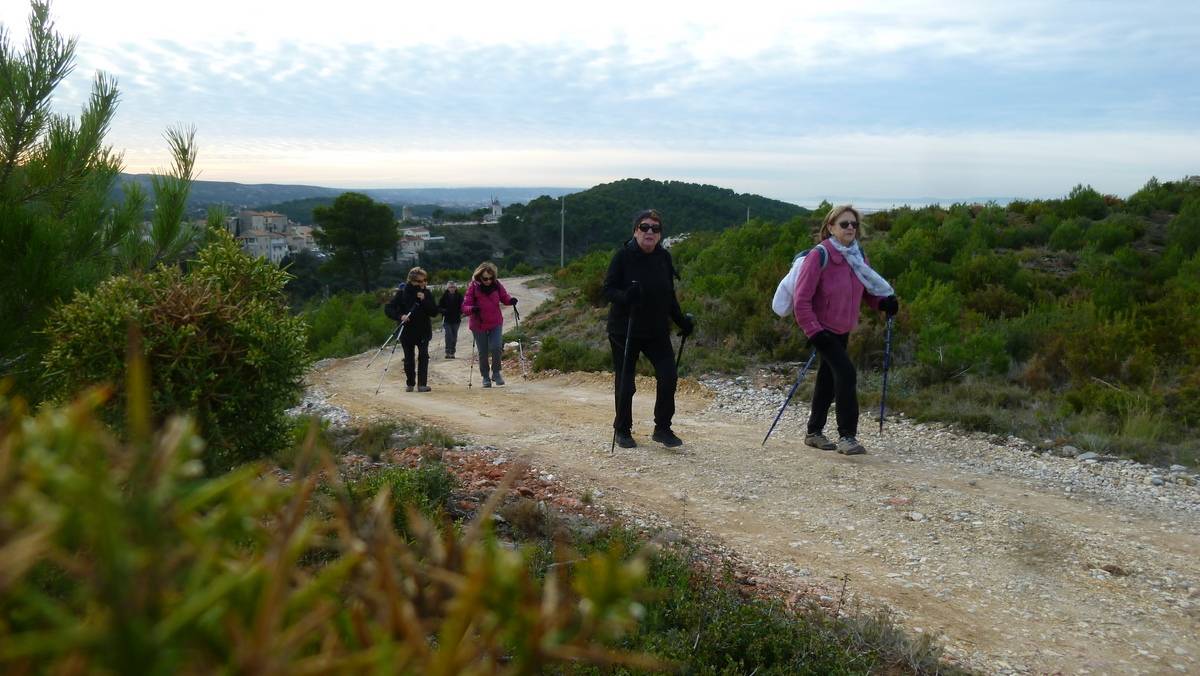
left=835, top=220, right=859, bottom=230
left=637, top=223, right=662, bottom=233
left=479, top=276, right=494, bottom=281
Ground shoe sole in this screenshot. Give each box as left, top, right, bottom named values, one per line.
left=804, top=440, right=836, bottom=450
left=837, top=447, right=866, bottom=455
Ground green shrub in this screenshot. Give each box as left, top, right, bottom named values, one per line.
left=42, top=229, right=310, bottom=473
left=1088, top=214, right=1141, bottom=253
left=0, top=379, right=657, bottom=674
left=555, top=250, right=613, bottom=307
left=303, top=291, right=396, bottom=359
left=1166, top=196, right=1200, bottom=255
left=534, top=335, right=611, bottom=373
left=1062, top=184, right=1108, bottom=220
left=348, top=463, right=456, bottom=534
left=1049, top=217, right=1088, bottom=250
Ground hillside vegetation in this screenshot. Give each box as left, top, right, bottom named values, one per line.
left=530, top=178, right=1200, bottom=467
left=491, top=178, right=808, bottom=269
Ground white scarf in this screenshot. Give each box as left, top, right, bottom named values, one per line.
left=827, top=239, right=894, bottom=297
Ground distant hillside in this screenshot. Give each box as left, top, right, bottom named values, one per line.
left=415, top=178, right=808, bottom=271
left=112, top=174, right=577, bottom=215
left=495, top=178, right=808, bottom=266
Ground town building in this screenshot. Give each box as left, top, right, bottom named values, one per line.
left=237, top=229, right=289, bottom=264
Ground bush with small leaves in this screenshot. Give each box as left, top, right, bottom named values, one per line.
left=42, top=229, right=310, bottom=473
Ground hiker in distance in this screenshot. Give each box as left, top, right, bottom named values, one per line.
left=603, top=208, right=694, bottom=449
left=461, top=261, right=517, bottom=387
left=438, top=280, right=464, bottom=359
left=794, top=205, right=898, bottom=455
left=387, top=267, right=439, bottom=392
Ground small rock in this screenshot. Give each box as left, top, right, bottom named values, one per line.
left=1059, top=445, right=1081, bottom=458
left=1149, top=476, right=1166, bottom=487
left=1169, top=464, right=1187, bottom=473
left=1077, top=451, right=1099, bottom=461
left=905, top=511, right=926, bottom=522
left=671, top=491, right=688, bottom=502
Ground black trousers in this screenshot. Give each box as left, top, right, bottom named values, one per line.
left=807, top=331, right=858, bottom=438
left=401, top=336, right=430, bottom=387
left=609, top=332, right=677, bottom=433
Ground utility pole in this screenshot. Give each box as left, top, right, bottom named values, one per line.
left=560, top=195, right=565, bottom=269
left=746, top=206, right=750, bottom=224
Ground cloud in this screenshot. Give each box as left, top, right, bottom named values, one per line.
left=6, top=0, right=1197, bottom=201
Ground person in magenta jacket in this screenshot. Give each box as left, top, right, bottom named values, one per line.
left=793, top=205, right=899, bottom=455
left=461, top=261, right=517, bottom=387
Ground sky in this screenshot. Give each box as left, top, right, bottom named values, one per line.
left=4, top=0, right=1199, bottom=206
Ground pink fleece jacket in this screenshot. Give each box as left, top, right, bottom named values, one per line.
left=793, top=239, right=884, bottom=338
left=461, top=279, right=513, bottom=332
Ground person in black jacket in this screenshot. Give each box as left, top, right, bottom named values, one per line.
left=602, top=209, right=694, bottom=448
left=386, top=267, right=438, bottom=392
left=437, top=281, right=464, bottom=359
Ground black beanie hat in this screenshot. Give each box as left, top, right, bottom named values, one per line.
left=632, top=208, right=663, bottom=227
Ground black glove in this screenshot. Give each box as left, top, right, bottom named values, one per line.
left=879, top=295, right=899, bottom=317
left=624, top=283, right=641, bottom=305
left=509, top=297, right=518, bottom=306
left=678, top=314, right=694, bottom=338
left=808, top=330, right=838, bottom=353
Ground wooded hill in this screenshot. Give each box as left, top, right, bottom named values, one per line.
left=492, top=178, right=808, bottom=268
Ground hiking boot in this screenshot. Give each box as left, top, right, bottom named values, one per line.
left=417, top=385, right=432, bottom=392
left=651, top=428, right=684, bottom=448
left=481, top=379, right=492, bottom=388
left=492, top=374, right=505, bottom=386
left=836, top=436, right=866, bottom=455
left=405, top=385, right=414, bottom=392
left=615, top=430, right=636, bottom=448
left=804, top=432, right=837, bottom=450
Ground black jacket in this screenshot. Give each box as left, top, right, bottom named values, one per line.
left=438, top=289, right=464, bottom=324
left=602, top=239, right=686, bottom=338
left=386, top=284, right=438, bottom=342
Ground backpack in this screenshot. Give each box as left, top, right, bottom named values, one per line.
left=771, top=245, right=828, bottom=317
left=383, top=283, right=406, bottom=321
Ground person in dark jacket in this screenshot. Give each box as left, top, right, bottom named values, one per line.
left=602, top=209, right=694, bottom=448
left=386, top=267, right=438, bottom=392
left=437, top=281, right=464, bottom=359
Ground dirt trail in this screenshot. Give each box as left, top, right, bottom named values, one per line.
left=311, top=277, right=1200, bottom=674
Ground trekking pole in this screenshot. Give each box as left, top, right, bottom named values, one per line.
left=374, top=322, right=406, bottom=395
left=365, top=323, right=402, bottom=369
left=512, top=305, right=529, bottom=380
left=674, top=313, right=694, bottom=370
left=879, top=316, right=894, bottom=434
left=610, top=282, right=639, bottom=455
left=761, top=351, right=818, bottom=446
left=468, top=334, right=476, bottom=389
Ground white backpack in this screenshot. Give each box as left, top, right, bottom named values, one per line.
left=771, top=245, right=828, bottom=317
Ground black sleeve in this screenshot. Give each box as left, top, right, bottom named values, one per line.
left=420, top=289, right=438, bottom=317
left=601, top=249, right=628, bottom=305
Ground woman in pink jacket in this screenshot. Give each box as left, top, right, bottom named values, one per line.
left=793, top=205, right=898, bottom=455
left=461, top=261, right=518, bottom=387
